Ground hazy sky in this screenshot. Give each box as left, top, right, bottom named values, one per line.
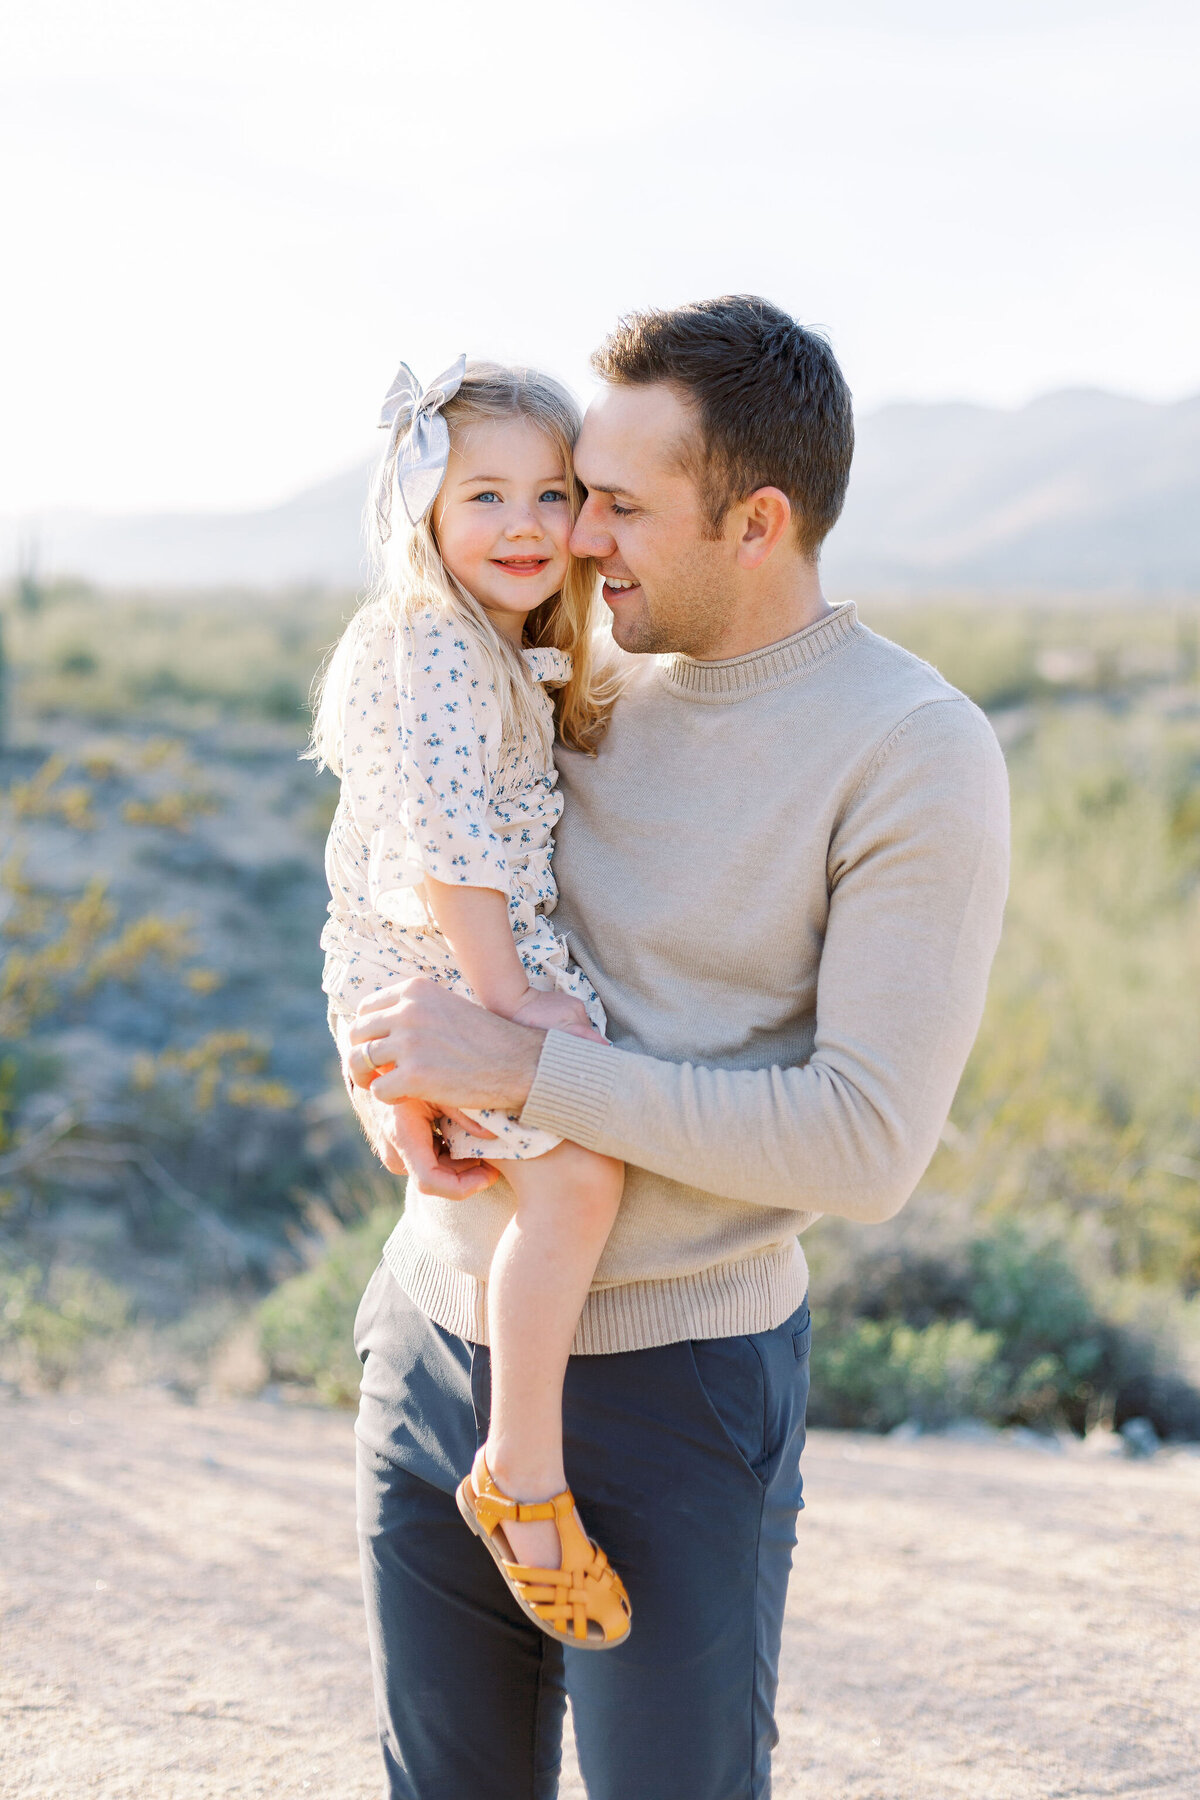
left=3, top=0, right=1197, bottom=515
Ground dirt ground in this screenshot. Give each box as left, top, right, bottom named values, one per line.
left=1, top=1395, right=1197, bottom=1799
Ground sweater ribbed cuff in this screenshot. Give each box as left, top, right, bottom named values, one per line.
left=520, top=1029, right=625, bottom=1148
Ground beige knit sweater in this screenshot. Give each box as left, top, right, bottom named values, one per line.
left=376, top=602, right=1010, bottom=1352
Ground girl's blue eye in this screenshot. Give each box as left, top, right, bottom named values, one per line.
left=540, top=489, right=568, bottom=503
left=472, top=491, right=500, bottom=503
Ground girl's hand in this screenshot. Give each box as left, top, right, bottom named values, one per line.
left=509, top=988, right=608, bottom=1043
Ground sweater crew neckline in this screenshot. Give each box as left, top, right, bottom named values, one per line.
left=659, top=600, right=860, bottom=702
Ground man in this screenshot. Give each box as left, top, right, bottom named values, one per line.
left=342, top=296, right=1009, bottom=1799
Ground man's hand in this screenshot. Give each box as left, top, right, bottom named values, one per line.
left=370, top=1095, right=499, bottom=1200
left=347, top=977, right=546, bottom=1112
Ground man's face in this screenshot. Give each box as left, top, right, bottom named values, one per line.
left=569, top=383, right=739, bottom=658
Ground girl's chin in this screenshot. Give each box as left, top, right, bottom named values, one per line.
left=479, top=581, right=559, bottom=611
left=479, top=590, right=554, bottom=620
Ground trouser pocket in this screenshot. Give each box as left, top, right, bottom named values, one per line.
left=689, top=1299, right=811, bottom=1488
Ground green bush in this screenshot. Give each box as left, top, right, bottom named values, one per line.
left=257, top=1202, right=398, bottom=1404
left=807, top=1209, right=1196, bottom=1435
left=3, top=581, right=346, bottom=728
left=0, top=1252, right=131, bottom=1387
left=811, top=1315, right=1004, bottom=1432
left=964, top=1225, right=1108, bottom=1427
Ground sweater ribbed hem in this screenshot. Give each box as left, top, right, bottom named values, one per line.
left=383, top=1216, right=809, bottom=1353
left=659, top=601, right=860, bottom=703
left=383, top=1217, right=487, bottom=1342
left=520, top=1028, right=625, bottom=1147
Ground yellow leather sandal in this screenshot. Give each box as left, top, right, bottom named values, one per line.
left=456, top=1448, right=632, bottom=1650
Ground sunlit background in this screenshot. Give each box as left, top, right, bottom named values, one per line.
left=4, top=0, right=1198, bottom=518
left=4, top=0, right=1199, bottom=1409
left=3, top=8, right=1200, bottom=1789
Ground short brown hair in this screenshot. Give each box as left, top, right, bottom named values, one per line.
left=591, top=295, right=854, bottom=560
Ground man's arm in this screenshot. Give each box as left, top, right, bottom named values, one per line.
left=352, top=699, right=1009, bottom=1224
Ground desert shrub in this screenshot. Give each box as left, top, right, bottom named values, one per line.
left=1112, top=1371, right=1200, bottom=1440
left=2, top=582, right=346, bottom=728
left=259, top=677, right=307, bottom=722
left=864, top=604, right=1047, bottom=711
left=0, top=1251, right=131, bottom=1388
left=120, top=1033, right=321, bottom=1236
left=131, top=1030, right=294, bottom=1113
left=257, top=1201, right=399, bottom=1404
left=122, top=790, right=218, bottom=829
left=0, top=860, right=193, bottom=1039
left=860, top=598, right=1196, bottom=711
left=963, top=1225, right=1108, bottom=1427
left=0, top=858, right=325, bottom=1241
left=9, top=754, right=95, bottom=828
left=938, top=698, right=1200, bottom=1288
left=55, top=646, right=98, bottom=677
left=811, top=1316, right=1004, bottom=1432
left=807, top=1207, right=1198, bottom=1435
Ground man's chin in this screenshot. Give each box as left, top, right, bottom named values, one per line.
left=609, top=606, right=665, bottom=656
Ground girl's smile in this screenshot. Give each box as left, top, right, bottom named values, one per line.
left=493, top=555, right=552, bottom=576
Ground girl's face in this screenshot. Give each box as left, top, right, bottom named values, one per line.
left=432, top=417, right=572, bottom=643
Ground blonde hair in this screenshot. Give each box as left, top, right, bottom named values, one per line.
left=310, top=361, right=623, bottom=776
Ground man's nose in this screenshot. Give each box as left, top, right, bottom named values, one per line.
left=570, top=496, right=615, bottom=560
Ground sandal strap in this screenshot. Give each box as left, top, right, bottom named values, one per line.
left=466, top=1450, right=631, bottom=1643
left=504, top=1547, right=612, bottom=1591
left=469, top=1451, right=577, bottom=1539
left=509, top=1559, right=628, bottom=1641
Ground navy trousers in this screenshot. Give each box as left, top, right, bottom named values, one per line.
left=354, top=1263, right=811, bottom=1800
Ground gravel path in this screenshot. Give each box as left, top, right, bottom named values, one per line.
left=2, top=1394, right=1197, bottom=1798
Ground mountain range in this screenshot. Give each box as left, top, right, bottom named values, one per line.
left=8, top=389, right=1199, bottom=595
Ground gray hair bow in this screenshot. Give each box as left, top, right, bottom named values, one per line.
left=376, top=354, right=467, bottom=535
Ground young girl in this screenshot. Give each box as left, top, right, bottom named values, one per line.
left=313, top=358, right=632, bottom=1650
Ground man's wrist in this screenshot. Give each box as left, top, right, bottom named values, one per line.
left=503, top=1018, right=546, bottom=1113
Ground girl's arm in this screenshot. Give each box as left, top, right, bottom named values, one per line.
left=423, top=878, right=532, bottom=1016
left=423, top=877, right=601, bottom=1037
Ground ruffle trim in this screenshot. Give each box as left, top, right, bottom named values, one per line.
left=367, top=821, right=508, bottom=921
left=522, top=646, right=573, bottom=687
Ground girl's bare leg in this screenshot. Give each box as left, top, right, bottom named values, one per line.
left=483, top=1139, right=624, bottom=1571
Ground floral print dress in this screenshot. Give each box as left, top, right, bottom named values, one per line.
left=321, top=601, right=605, bottom=1160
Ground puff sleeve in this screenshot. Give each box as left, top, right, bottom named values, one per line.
left=338, top=607, right=510, bottom=920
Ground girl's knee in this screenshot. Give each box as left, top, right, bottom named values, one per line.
left=556, top=1145, right=624, bottom=1235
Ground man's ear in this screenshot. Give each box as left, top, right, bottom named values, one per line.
left=734, top=488, right=792, bottom=570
